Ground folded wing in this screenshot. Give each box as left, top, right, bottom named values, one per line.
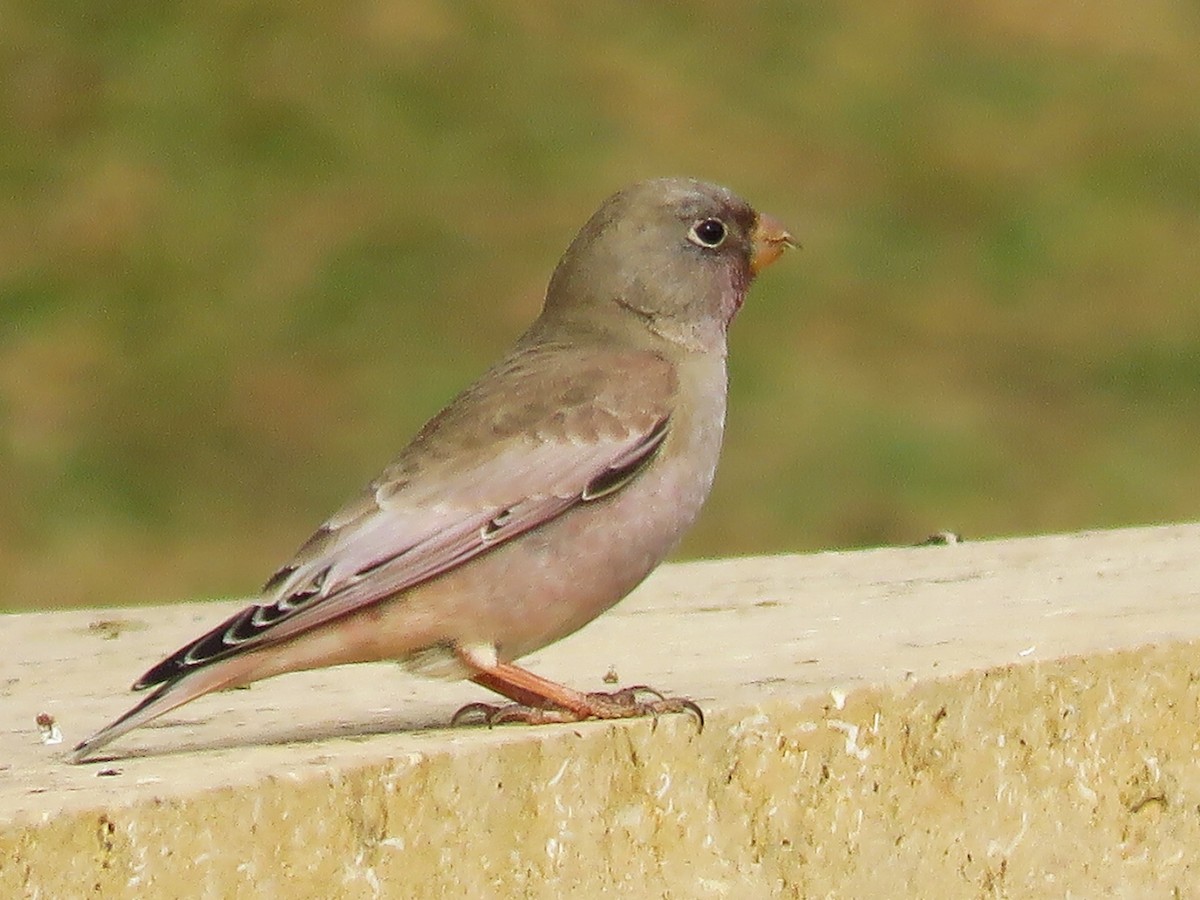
left=134, top=344, right=676, bottom=690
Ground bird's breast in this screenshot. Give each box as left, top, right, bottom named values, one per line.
left=384, top=350, right=730, bottom=667
left=486, top=350, right=729, bottom=656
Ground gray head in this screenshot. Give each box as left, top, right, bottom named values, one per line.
left=537, top=178, right=791, bottom=352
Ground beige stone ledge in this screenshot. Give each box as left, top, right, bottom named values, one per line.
left=4, top=523, right=1200, bottom=897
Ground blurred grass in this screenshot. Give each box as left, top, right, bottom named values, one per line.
left=2, top=0, right=1199, bottom=611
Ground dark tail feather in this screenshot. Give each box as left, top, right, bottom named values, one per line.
left=71, top=683, right=174, bottom=763
left=71, top=660, right=242, bottom=763
left=132, top=605, right=254, bottom=690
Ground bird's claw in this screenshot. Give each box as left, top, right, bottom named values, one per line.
left=587, top=684, right=704, bottom=729
left=451, top=701, right=579, bottom=727
left=450, top=702, right=504, bottom=726
left=450, top=685, right=703, bottom=730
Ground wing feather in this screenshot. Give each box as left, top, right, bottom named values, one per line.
left=134, top=345, right=675, bottom=690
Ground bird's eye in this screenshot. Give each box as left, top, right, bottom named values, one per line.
left=688, top=218, right=727, bottom=249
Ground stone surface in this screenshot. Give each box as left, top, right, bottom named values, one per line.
left=4, top=523, right=1200, bottom=897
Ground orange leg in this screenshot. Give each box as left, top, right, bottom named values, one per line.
left=455, top=655, right=703, bottom=728
left=469, top=661, right=605, bottom=716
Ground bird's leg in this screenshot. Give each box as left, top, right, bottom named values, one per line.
left=452, top=658, right=703, bottom=728
left=469, top=662, right=603, bottom=716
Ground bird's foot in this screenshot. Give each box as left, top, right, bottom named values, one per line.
left=451, top=701, right=579, bottom=726
left=451, top=685, right=703, bottom=729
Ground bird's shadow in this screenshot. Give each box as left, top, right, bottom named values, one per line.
left=77, top=707, right=482, bottom=766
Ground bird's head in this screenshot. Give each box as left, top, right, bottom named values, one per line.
left=540, top=178, right=793, bottom=353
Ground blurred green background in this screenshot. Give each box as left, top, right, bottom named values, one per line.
left=3, top=1, right=1199, bottom=612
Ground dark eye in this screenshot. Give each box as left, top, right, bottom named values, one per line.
left=688, top=217, right=727, bottom=248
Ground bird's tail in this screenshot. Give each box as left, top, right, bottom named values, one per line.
left=70, top=663, right=244, bottom=764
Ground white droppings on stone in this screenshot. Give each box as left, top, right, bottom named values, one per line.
left=728, top=713, right=771, bottom=737
left=1074, top=773, right=1098, bottom=805
left=613, top=804, right=645, bottom=830
left=547, top=758, right=570, bottom=788
left=341, top=850, right=382, bottom=899
left=553, top=788, right=576, bottom=820
left=827, top=719, right=869, bottom=761
left=1143, top=754, right=1161, bottom=781
left=654, top=769, right=672, bottom=799
left=987, top=811, right=1029, bottom=858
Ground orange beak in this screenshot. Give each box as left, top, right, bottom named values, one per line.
left=749, top=212, right=796, bottom=275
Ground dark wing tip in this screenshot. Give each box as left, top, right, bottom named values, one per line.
left=131, top=578, right=330, bottom=691
left=131, top=604, right=258, bottom=690
left=131, top=645, right=199, bottom=691
left=581, top=415, right=670, bottom=502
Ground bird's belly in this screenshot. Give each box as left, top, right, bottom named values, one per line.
left=399, top=432, right=717, bottom=666
left=286, top=356, right=728, bottom=678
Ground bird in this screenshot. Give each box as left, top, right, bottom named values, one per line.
left=71, top=177, right=794, bottom=762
